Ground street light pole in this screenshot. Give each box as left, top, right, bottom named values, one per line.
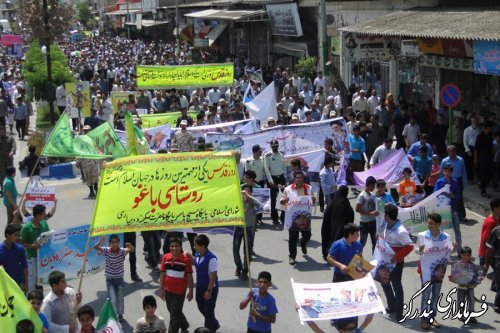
left=42, top=0, right=55, bottom=125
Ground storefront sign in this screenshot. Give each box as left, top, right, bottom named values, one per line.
left=342, top=33, right=401, bottom=61
left=267, top=3, right=303, bottom=37
left=418, top=38, right=472, bottom=58
left=473, top=40, right=500, bottom=75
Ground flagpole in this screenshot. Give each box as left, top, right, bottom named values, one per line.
left=242, top=225, right=256, bottom=323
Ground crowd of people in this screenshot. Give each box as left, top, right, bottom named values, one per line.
left=1, top=32, right=500, bottom=333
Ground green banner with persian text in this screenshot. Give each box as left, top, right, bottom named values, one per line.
left=136, top=63, right=234, bottom=89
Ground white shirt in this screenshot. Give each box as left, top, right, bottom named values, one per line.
left=313, top=76, right=325, bottom=90
left=370, top=145, right=397, bottom=166
left=207, top=89, right=221, bottom=105
left=299, top=90, right=313, bottom=106
left=352, top=96, right=368, bottom=113
left=99, top=98, right=113, bottom=122
left=367, top=96, right=380, bottom=115
left=41, top=287, right=79, bottom=333
left=463, top=125, right=483, bottom=152
left=402, top=123, right=421, bottom=145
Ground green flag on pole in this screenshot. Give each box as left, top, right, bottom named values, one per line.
left=40, top=112, right=75, bottom=157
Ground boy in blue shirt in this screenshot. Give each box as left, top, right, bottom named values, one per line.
left=240, top=271, right=278, bottom=333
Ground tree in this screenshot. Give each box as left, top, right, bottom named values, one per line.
left=77, top=1, right=91, bottom=27
left=295, top=56, right=318, bottom=82
left=22, top=41, right=74, bottom=101
left=18, top=0, right=74, bottom=44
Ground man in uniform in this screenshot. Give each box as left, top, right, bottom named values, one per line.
left=264, top=140, right=286, bottom=225
left=0, top=126, right=16, bottom=196
left=245, top=144, right=267, bottom=225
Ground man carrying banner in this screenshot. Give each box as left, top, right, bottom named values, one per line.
left=416, top=213, right=453, bottom=329
left=280, top=171, right=315, bottom=265
left=265, top=140, right=286, bottom=225
left=378, top=204, right=413, bottom=322
left=434, top=163, right=462, bottom=254
left=21, top=202, right=57, bottom=292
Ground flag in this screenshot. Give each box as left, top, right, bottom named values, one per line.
left=41, top=113, right=127, bottom=159
left=41, top=112, right=75, bottom=157
left=244, top=82, right=278, bottom=122
left=86, top=121, right=127, bottom=157
left=96, top=299, right=123, bottom=333
left=242, top=80, right=253, bottom=103
left=0, top=266, right=42, bottom=333
left=124, top=111, right=149, bottom=156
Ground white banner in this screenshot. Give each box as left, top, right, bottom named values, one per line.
left=206, top=117, right=349, bottom=159
left=398, top=186, right=452, bottom=234
left=292, top=275, right=385, bottom=322
left=371, top=239, right=396, bottom=285
left=284, top=195, right=313, bottom=230
left=419, top=233, right=452, bottom=284
left=25, top=186, right=56, bottom=209
left=252, top=188, right=270, bottom=214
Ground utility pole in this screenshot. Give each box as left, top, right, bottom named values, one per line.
left=42, top=0, right=55, bottom=125
left=319, top=0, right=328, bottom=74
left=175, top=0, right=180, bottom=57
left=126, top=0, right=130, bottom=39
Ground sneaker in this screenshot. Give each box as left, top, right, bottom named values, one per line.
left=118, top=314, right=124, bottom=322
left=235, top=267, right=241, bottom=277
left=131, top=273, right=143, bottom=282
left=430, top=320, right=441, bottom=328
left=289, top=257, right=296, bottom=265
left=468, top=318, right=478, bottom=324
left=87, top=192, right=96, bottom=199
left=272, top=220, right=280, bottom=225
left=152, top=266, right=160, bottom=273
left=420, top=321, right=431, bottom=330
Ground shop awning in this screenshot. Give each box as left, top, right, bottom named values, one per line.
left=338, top=8, right=500, bottom=41
left=273, top=42, right=308, bottom=57
left=106, top=9, right=141, bottom=16
left=206, top=23, right=227, bottom=46
left=141, top=19, right=171, bottom=27
left=185, top=9, right=267, bottom=22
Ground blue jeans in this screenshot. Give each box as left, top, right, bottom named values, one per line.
left=420, top=280, right=442, bottom=322
left=106, top=277, right=124, bottom=315
left=451, top=210, right=462, bottom=253
left=195, top=287, right=220, bottom=331
left=233, top=227, right=254, bottom=271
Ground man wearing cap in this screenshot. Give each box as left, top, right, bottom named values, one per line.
left=370, top=138, right=396, bottom=167
left=173, top=120, right=194, bottom=152
left=245, top=145, right=266, bottom=188
left=264, top=140, right=286, bottom=224
left=266, top=117, right=277, bottom=128
left=355, top=176, right=378, bottom=252
left=290, top=114, right=300, bottom=124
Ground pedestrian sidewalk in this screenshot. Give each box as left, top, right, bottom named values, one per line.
left=463, top=183, right=497, bottom=217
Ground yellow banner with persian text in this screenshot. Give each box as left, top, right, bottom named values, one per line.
left=90, top=151, right=245, bottom=235
left=136, top=63, right=234, bottom=89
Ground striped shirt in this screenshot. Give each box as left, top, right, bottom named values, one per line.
left=102, top=247, right=126, bottom=279
left=160, top=253, right=192, bottom=294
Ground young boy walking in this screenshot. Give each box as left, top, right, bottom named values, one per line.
left=239, top=271, right=278, bottom=333
left=133, top=295, right=167, bottom=333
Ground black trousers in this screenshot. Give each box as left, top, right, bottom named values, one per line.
left=288, top=229, right=311, bottom=259
left=124, top=232, right=137, bottom=276
left=381, top=262, right=404, bottom=317
left=464, top=147, right=477, bottom=182
left=270, top=174, right=286, bottom=223
left=360, top=221, right=376, bottom=253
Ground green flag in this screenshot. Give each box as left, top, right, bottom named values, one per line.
left=96, top=299, right=123, bottom=333
left=0, top=267, right=43, bottom=333
left=125, top=112, right=149, bottom=156
left=86, top=121, right=127, bottom=157
left=41, top=114, right=128, bottom=159
left=40, top=112, right=75, bottom=157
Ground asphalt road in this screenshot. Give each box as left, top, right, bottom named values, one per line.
left=15, top=175, right=499, bottom=333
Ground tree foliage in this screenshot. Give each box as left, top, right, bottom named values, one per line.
left=295, top=56, right=318, bottom=81
left=22, top=41, right=74, bottom=101
left=18, top=0, right=74, bottom=44
left=77, top=1, right=91, bottom=27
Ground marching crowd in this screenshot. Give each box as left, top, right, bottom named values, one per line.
left=0, top=33, right=500, bottom=333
